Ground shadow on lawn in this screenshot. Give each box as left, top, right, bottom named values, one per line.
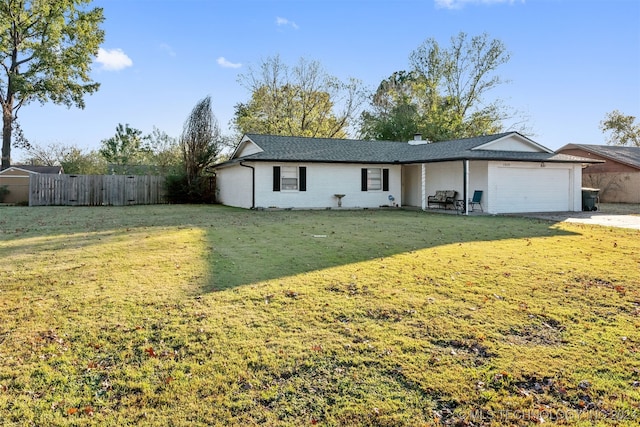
left=0, top=205, right=580, bottom=293
left=199, top=207, right=580, bottom=292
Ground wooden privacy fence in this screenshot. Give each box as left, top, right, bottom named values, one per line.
left=30, top=174, right=168, bottom=206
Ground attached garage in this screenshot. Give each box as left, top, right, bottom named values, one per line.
left=489, top=163, right=577, bottom=213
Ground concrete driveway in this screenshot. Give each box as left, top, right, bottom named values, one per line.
left=521, top=204, right=640, bottom=230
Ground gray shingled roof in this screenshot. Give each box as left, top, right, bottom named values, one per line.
left=215, top=132, right=597, bottom=167
left=6, top=165, right=64, bottom=174
left=560, top=144, right=640, bottom=169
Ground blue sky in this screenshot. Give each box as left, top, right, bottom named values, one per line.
left=14, top=0, right=640, bottom=161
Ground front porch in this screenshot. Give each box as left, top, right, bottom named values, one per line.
left=402, top=161, right=487, bottom=216
left=401, top=203, right=487, bottom=216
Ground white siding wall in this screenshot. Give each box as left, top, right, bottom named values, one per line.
left=402, top=165, right=422, bottom=207
left=217, top=160, right=582, bottom=213
left=425, top=161, right=464, bottom=199
left=253, top=162, right=402, bottom=209
left=571, top=164, right=583, bottom=209
left=479, top=137, right=540, bottom=152
left=402, top=161, right=488, bottom=209
left=468, top=161, right=489, bottom=210
left=236, top=141, right=263, bottom=157
left=215, top=164, right=254, bottom=209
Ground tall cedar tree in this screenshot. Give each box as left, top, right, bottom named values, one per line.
left=180, top=95, right=221, bottom=188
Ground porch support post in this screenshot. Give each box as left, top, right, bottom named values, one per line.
left=421, top=163, right=427, bottom=211
left=464, top=159, right=469, bottom=216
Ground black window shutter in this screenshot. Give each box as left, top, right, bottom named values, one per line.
left=273, top=166, right=281, bottom=192
left=382, top=168, right=389, bottom=191
left=299, top=167, right=306, bottom=191
left=361, top=168, right=368, bottom=191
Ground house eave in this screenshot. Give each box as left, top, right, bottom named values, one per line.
left=213, top=158, right=402, bottom=167
left=558, top=143, right=640, bottom=170
left=213, top=155, right=601, bottom=168
left=229, top=134, right=265, bottom=160
left=472, top=132, right=555, bottom=153
left=0, top=166, right=38, bottom=175
left=214, top=133, right=603, bottom=167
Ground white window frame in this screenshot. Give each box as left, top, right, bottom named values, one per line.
left=367, top=168, right=382, bottom=191
left=281, top=165, right=299, bottom=191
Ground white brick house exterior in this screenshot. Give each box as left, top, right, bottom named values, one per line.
left=213, top=133, right=597, bottom=214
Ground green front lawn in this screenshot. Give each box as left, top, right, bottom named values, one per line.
left=0, top=206, right=638, bottom=426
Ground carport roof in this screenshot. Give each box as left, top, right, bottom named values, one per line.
left=214, top=132, right=599, bottom=167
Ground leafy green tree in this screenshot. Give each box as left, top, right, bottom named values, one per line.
left=360, top=71, right=430, bottom=141
left=360, top=33, right=517, bottom=142
left=99, top=123, right=149, bottom=170
left=99, top=124, right=183, bottom=175
left=21, top=142, right=106, bottom=174
left=600, top=110, right=640, bottom=147
left=0, top=0, right=105, bottom=169
left=234, top=55, right=365, bottom=138
left=24, top=125, right=181, bottom=175
left=59, top=147, right=105, bottom=174
left=144, top=126, right=182, bottom=175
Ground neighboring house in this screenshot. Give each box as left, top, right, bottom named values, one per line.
left=213, top=132, right=598, bottom=214
left=0, top=165, right=64, bottom=204
left=557, top=144, right=640, bottom=203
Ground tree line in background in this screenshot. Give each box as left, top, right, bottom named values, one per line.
left=18, top=31, right=524, bottom=169
left=23, top=124, right=181, bottom=175
left=2, top=1, right=637, bottom=204
left=21, top=96, right=223, bottom=202
left=231, top=32, right=527, bottom=142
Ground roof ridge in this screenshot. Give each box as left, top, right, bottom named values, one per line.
left=246, top=131, right=517, bottom=145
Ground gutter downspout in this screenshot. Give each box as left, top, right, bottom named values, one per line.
left=239, top=161, right=255, bottom=209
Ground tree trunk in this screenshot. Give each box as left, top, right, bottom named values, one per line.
left=1, top=105, right=12, bottom=170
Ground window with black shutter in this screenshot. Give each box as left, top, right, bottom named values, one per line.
left=362, top=168, right=387, bottom=191
left=273, top=166, right=281, bottom=191
left=299, top=167, right=306, bottom=191
left=361, top=168, right=368, bottom=191
left=382, top=168, right=389, bottom=191
left=274, top=165, right=306, bottom=191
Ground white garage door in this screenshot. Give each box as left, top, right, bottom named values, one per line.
left=492, top=167, right=570, bottom=213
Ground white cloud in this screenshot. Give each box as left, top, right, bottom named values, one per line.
left=159, top=43, right=176, bottom=57
left=217, top=57, right=242, bottom=69
left=276, top=16, right=299, bottom=30
left=435, top=0, right=523, bottom=9
left=95, top=48, right=133, bottom=71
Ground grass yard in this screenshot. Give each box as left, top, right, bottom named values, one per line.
left=0, top=205, right=639, bottom=426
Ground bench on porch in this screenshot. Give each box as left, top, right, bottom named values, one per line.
left=427, top=190, right=457, bottom=210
